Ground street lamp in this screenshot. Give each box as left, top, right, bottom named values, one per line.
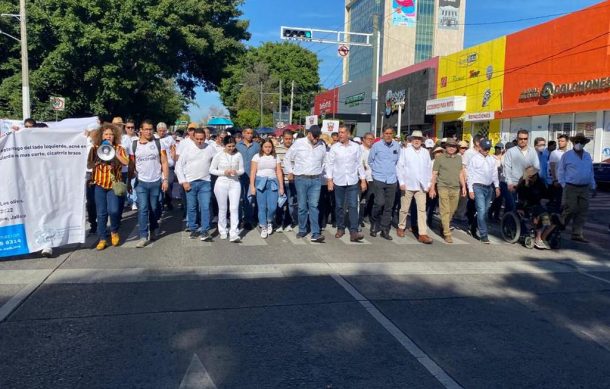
left=1, top=0, right=30, bottom=119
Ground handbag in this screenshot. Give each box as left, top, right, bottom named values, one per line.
left=110, top=171, right=127, bottom=197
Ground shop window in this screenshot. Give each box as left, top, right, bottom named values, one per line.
left=549, top=122, right=572, bottom=141
left=442, top=121, right=463, bottom=140
left=472, top=122, right=490, bottom=139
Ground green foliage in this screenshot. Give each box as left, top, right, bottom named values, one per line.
left=218, top=41, right=319, bottom=126
left=0, top=0, right=249, bottom=122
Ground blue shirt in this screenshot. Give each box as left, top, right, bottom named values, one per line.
left=537, top=149, right=550, bottom=184
left=557, top=149, right=596, bottom=190
left=368, top=140, right=401, bottom=184
left=236, top=140, right=261, bottom=177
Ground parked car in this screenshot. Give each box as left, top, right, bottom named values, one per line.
left=594, top=160, right=610, bottom=189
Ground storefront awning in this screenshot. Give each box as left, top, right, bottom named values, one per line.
left=426, top=96, right=467, bottom=115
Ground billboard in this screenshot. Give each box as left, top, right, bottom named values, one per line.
left=438, top=0, right=461, bottom=30
left=392, top=0, right=417, bottom=27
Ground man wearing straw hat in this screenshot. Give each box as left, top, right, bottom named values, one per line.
left=557, top=133, right=596, bottom=243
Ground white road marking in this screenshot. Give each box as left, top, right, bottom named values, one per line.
left=387, top=230, right=419, bottom=244
left=181, top=231, right=212, bottom=248
left=179, top=353, right=217, bottom=389
left=281, top=230, right=307, bottom=245
left=331, top=273, right=463, bottom=389
left=339, top=234, right=372, bottom=245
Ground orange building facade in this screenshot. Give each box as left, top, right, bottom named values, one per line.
left=499, top=0, right=610, bottom=161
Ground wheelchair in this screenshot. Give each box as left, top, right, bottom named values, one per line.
left=500, top=208, right=562, bottom=249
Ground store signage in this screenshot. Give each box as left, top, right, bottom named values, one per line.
left=426, top=96, right=467, bottom=114
left=458, top=53, right=477, bottom=67
left=385, top=89, right=406, bottom=117
left=345, top=92, right=365, bottom=107
left=519, top=77, right=610, bottom=101
left=465, top=112, right=494, bottom=122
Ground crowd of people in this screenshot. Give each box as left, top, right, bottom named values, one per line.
left=70, top=116, right=600, bottom=254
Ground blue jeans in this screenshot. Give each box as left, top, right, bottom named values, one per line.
left=276, top=181, right=297, bottom=227
left=186, top=180, right=212, bottom=233
left=94, top=185, right=120, bottom=240
left=240, top=174, right=257, bottom=226
left=474, top=184, right=494, bottom=239
left=295, top=176, right=322, bottom=236
left=256, top=177, right=279, bottom=226
left=135, top=179, right=161, bottom=239
left=334, top=184, right=359, bottom=233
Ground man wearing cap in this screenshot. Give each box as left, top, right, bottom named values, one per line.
left=368, top=126, right=401, bottom=240
left=284, top=125, right=327, bottom=242
left=396, top=130, right=433, bottom=244
left=236, top=127, right=261, bottom=230
left=557, top=133, right=596, bottom=243
left=467, top=138, right=500, bottom=244
left=326, top=126, right=367, bottom=242
left=429, top=139, right=466, bottom=243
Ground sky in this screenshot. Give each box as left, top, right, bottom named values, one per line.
left=188, top=0, right=602, bottom=122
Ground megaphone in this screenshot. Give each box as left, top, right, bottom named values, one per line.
left=97, top=140, right=116, bottom=162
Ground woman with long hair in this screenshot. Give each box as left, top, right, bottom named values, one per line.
left=87, top=123, right=129, bottom=250
left=250, top=139, right=284, bottom=238
left=210, top=136, right=245, bottom=242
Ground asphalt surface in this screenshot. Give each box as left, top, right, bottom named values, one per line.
left=0, top=191, right=609, bottom=388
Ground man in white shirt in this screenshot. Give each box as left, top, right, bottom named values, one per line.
left=503, top=129, right=540, bottom=210
left=326, top=126, right=367, bottom=242
left=396, top=130, right=433, bottom=244
left=359, top=132, right=375, bottom=228
left=557, top=133, right=596, bottom=243
left=156, top=122, right=177, bottom=212
left=467, top=138, right=500, bottom=244
left=275, top=129, right=297, bottom=231
left=548, top=134, right=569, bottom=207
left=128, top=119, right=170, bottom=248
left=175, top=128, right=217, bottom=241
left=284, top=125, right=327, bottom=242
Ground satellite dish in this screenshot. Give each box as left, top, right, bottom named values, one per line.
left=97, top=141, right=115, bottom=161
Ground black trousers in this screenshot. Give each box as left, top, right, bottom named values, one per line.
left=370, top=180, right=397, bottom=231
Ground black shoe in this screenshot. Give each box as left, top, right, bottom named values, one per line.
left=311, top=234, right=325, bottom=243
left=360, top=221, right=365, bottom=227
left=296, top=232, right=308, bottom=239
left=380, top=230, right=393, bottom=241
left=370, top=228, right=378, bottom=237
left=189, top=231, right=199, bottom=239
left=200, top=231, right=212, bottom=242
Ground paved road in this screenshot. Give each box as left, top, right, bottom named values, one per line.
left=1, top=192, right=609, bottom=388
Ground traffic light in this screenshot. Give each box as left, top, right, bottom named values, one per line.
left=281, top=27, right=313, bottom=41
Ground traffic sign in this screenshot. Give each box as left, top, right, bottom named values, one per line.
left=50, top=96, right=65, bottom=111
left=338, top=45, right=350, bottom=57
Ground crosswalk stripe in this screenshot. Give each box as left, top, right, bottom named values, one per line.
left=280, top=230, right=307, bottom=245
left=181, top=231, right=212, bottom=247
left=388, top=229, right=420, bottom=245
left=427, top=230, right=468, bottom=245
left=339, top=234, right=372, bottom=245
left=237, top=230, right=269, bottom=246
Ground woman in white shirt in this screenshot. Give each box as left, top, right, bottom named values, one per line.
left=249, top=139, right=285, bottom=238
left=210, top=136, right=245, bottom=242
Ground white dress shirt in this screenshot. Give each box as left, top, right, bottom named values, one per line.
left=326, top=140, right=365, bottom=186
left=175, top=141, right=217, bottom=183
left=396, top=146, right=432, bottom=191
left=467, top=152, right=500, bottom=192
left=284, top=137, right=326, bottom=176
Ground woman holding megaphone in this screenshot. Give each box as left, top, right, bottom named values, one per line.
left=87, top=123, right=129, bottom=250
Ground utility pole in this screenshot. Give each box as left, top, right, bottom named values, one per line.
left=19, top=0, right=30, bottom=119
left=260, top=81, right=264, bottom=129
left=370, top=14, right=381, bottom=138
left=289, top=80, right=295, bottom=124
left=278, top=79, right=282, bottom=126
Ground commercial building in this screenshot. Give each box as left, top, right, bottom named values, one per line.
left=497, top=0, right=610, bottom=162
left=343, top=0, right=465, bottom=83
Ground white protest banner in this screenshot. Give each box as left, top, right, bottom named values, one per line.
left=305, top=115, right=318, bottom=130
left=321, top=120, right=340, bottom=134
left=0, top=127, right=88, bottom=258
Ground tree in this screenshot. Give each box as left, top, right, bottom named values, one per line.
left=218, top=42, right=319, bottom=126
left=0, top=0, right=250, bottom=122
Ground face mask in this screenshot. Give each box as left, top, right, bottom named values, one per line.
left=536, top=146, right=545, bottom=152
left=574, top=143, right=583, bottom=151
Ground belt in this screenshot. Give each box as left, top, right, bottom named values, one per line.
left=295, top=174, right=319, bottom=179
left=566, top=183, right=588, bottom=188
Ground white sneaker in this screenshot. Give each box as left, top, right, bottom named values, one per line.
left=230, top=235, right=241, bottom=243
left=267, top=223, right=273, bottom=235
left=260, top=226, right=268, bottom=239
left=219, top=233, right=228, bottom=240
left=534, top=239, right=551, bottom=250
left=276, top=226, right=284, bottom=233
left=132, top=203, right=138, bottom=210
left=284, top=225, right=293, bottom=232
